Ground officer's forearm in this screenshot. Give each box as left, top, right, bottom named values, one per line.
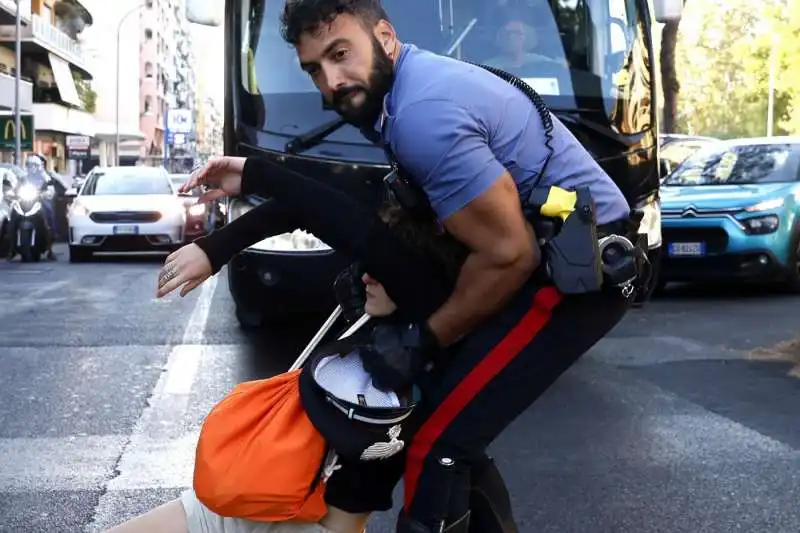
left=426, top=234, right=539, bottom=348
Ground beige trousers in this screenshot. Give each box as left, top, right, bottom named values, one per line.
left=181, top=489, right=337, bottom=533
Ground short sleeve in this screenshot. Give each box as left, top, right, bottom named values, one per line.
left=389, top=99, right=506, bottom=220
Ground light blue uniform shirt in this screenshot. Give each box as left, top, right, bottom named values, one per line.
left=381, top=44, right=630, bottom=225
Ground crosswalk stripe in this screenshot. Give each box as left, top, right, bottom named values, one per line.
left=84, top=276, right=218, bottom=532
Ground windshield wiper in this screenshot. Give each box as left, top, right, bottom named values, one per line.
left=284, top=117, right=347, bottom=154
left=443, top=18, right=477, bottom=57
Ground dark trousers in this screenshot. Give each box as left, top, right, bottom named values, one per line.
left=401, top=282, right=630, bottom=526
left=324, top=281, right=630, bottom=529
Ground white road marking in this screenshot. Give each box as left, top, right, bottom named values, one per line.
left=161, top=284, right=216, bottom=395
left=85, top=276, right=218, bottom=531
left=162, top=344, right=204, bottom=395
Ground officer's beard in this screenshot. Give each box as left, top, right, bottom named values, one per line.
left=331, top=37, right=395, bottom=129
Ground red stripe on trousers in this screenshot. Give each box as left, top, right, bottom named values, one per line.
left=403, top=286, right=563, bottom=509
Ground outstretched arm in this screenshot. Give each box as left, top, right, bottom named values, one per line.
left=193, top=198, right=295, bottom=274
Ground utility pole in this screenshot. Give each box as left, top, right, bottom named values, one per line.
left=14, top=0, right=22, bottom=165
left=116, top=3, right=146, bottom=165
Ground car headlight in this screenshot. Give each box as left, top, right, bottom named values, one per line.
left=251, top=229, right=332, bottom=252
left=18, top=183, right=38, bottom=202
left=741, top=215, right=779, bottom=235
left=188, top=203, right=206, bottom=217
left=745, top=198, right=783, bottom=212
left=70, top=202, right=89, bottom=217
left=160, top=203, right=186, bottom=218
left=230, top=197, right=331, bottom=252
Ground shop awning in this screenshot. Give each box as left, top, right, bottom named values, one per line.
left=48, top=53, right=82, bottom=108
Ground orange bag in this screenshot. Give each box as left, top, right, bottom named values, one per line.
left=193, top=369, right=329, bottom=522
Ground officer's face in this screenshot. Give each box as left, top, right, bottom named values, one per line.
left=297, top=14, right=397, bottom=127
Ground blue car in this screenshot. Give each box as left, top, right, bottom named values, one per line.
left=659, top=136, right=800, bottom=290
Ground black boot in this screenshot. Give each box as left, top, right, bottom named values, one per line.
left=468, top=456, right=518, bottom=533
left=396, top=510, right=471, bottom=533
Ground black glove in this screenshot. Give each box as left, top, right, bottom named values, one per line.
left=333, top=262, right=366, bottom=324
left=359, top=321, right=441, bottom=392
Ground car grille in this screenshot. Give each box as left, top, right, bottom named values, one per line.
left=662, top=227, right=728, bottom=254
left=89, top=211, right=162, bottom=223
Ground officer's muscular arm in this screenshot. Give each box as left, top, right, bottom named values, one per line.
left=427, top=175, right=539, bottom=347
left=390, top=99, right=541, bottom=347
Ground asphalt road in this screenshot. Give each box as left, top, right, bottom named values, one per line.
left=1, top=245, right=799, bottom=533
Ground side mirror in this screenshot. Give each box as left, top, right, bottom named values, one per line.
left=186, top=0, right=223, bottom=26
left=653, top=0, right=683, bottom=23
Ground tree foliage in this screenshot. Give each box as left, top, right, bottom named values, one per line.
left=72, top=71, right=97, bottom=114
left=674, top=0, right=800, bottom=139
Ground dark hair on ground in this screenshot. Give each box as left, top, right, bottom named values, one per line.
left=280, top=0, right=389, bottom=45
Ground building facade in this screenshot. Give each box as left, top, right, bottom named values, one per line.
left=195, top=95, right=222, bottom=164
left=80, top=0, right=145, bottom=167
left=139, top=0, right=197, bottom=170
left=0, top=0, right=95, bottom=174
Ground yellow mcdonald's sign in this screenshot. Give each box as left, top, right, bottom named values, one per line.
left=3, top=118, right=26, bottom=141
left=0, top=114, right=34, bottom=150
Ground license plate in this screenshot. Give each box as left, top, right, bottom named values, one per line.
left=668, top=242, right=705, bottom=257
left=113, top=225, right=139, bottom=235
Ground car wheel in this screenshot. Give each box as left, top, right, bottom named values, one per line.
left=234, top=304, right=265, bottom=329
left=69, top=245, right=92, bottom=263
left=633, top=246, right=663, bottom=305
left=0, top=221, right=8, bottom=256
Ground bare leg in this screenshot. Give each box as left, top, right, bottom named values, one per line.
left=103, top=498, right=189, bottom=533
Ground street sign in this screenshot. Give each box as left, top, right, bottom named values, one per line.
left=167, top=108, right=193, bottom=134
left=0, top=114, right=34, bottom=151
left=66, top=135, right=91, bottom=160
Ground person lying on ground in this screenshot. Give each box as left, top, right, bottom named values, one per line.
left=105, top=158, right=514, bottom=533
left=154, top=154, right=520, bottom=533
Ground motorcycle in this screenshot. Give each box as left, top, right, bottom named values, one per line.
left=8, top=181, right=50, bottom=262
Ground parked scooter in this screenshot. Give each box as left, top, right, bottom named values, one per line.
left=7, top=181, right=51, bottom=262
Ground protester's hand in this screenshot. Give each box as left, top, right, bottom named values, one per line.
left=182, top=157, right=246, bottom=204
left=359, top=321, right=441, bottom=391
left=157, top=243, right=213, bottom=298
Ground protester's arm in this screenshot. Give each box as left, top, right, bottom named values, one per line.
left=391, top=100, right=540, bottom=348
left=193, top=198, right=295, bottom=274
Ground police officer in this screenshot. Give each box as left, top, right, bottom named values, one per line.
left=278, top=1, right=634, bottom=531
left=170, top=1, right=636, bottom=531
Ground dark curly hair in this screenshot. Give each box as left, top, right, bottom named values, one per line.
left=280, top=0, right=389, bottom=45
left=378, top=195, right=468, bottom=283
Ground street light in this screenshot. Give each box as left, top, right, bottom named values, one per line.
left=115, top=2, right=147, bottom=166
left=14, top=0, right=22, bottom=165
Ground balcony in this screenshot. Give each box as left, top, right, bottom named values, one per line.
left=32, top=102, right=94, bottom=136
left=0, top=13, right=91, bottom=78
left=0, top=71, right=33, bottom=112
left=0, top=0, right=31, bottom=25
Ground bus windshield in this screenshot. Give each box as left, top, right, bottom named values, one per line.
left=237, top=0, right=644, bottom=159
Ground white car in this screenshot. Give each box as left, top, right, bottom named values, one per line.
left=67, top=166, right=186, bottom=262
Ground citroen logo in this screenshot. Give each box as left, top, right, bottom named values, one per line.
left=681, top=205, right=697, bottom=217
